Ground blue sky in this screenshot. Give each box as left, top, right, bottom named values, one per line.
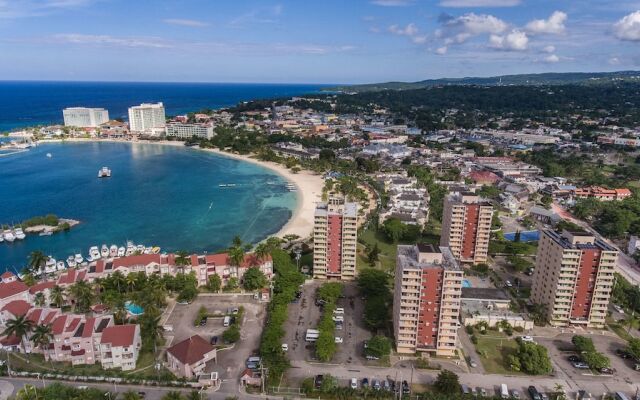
left=1, top=0, right=640, bottom=83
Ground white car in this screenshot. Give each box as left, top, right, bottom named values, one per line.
left=335, top=337, right=343, bottom=344
left=350, top=378, right=358, bottom=389
left=613, top=304, right=625, bottom=314
left=281, top=344, right=288, bottom=352
left=332, top=315, right=344, bottom=322
left=520, top=336, right=534, bottom=342
left=333, top=307, right=345, bottom=315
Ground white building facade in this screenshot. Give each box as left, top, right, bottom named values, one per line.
left=63, top=107, right=109, bottom=128
left=166, top=123, right=215, bottom=140
left=128, top=102, right=166, bottom=135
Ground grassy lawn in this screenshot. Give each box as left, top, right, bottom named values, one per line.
left=473, top=335, right=520, bottom=375
left=607, top=317, right=635, bottom=341
left=358, top=227, right=440, bottom=273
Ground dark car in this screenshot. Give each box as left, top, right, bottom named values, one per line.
left=137, top=392, right=146, bottom=398
left=528, top=386, right=542, bottom=400
left=295, top=291, right=302, bottom=299
left=598, top=367, right=615, bottom=375
left=362, top=378, right=369, bottom=388
left=567, top=355, right=581, bottom=363
left=199, top=318, right=207, bottom=326
left=314, top=375, right=323, bottom=389
left=210, top=336, right=218, bottom=345
left=617, top=349, right=632, bottom=359
left=402, top=380, right=410, bottom=394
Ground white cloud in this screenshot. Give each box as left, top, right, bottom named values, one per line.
left=370, top=0, right=413, bottom=6
left=229, top=4, right=283, bottom=26
left=50, top=33, right=173, bottom=48
left=609, top=56, right=621, bottom=65
left=163, top=18, right=209, bottom=27
left=544, top=54, right=560, bottom=63
left=439, top=0, right=520, bottom=7
left=613, top=10, right=640, bottom=41
left=0, top=0, right=91, bottom=18
left=388, top=23, right=418, bottom=36
left=412, top=35, right=428, bottom=44
left=543, top=45, right=555, bottom=53
left=436, top=46, right=448, bottom=54
left=441, top=13, right=508, bottom=38
left=525, top=11, right=567, bottom=35
left=489, top=29, right=528, bottom=51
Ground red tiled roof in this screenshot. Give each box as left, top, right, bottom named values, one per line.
left=29, top=281, right=55, bottom=294
left=82, top=317, right=96, bottom=338
left=100, top=324, right=137, bottom=347
left=112, top=254, right=164, bottom=269
left=1, top=300, right=32, bottom=317
left=91, top=304, right=108, bottom=313
left=65, top=317, right=81, bottom=333
left=1, top=335, right=21, bottom=346
left=51, top=315, right=68, bottom=335
left=204, top=252, right=271, bottom=268
left=241, top=368, right=256, bottom=378
left=71, top=349, right=85, bottom=356
left=1, top=272, right=15, bottom=280
left=167, top=335, right=215, bottom=366
left=469, top=170, right=500, bottom=184
left=26, top=308, right=43, bottom=324
left=42, top=311, right=58, bottom=325
left=0, top=280, right=29, bottom=299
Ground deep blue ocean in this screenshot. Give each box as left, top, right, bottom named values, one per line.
left=0, top=81, right=326, bottom=131
left=0, top=141, right=297, bottom=271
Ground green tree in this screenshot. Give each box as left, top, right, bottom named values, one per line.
left=382, top=218, right=406, bottom=243
left=628, top=338, right=640, bottom=360
left=50, top=285, right=65, bottom=308
left=582, top=351, right=610, bottom=370
left=69, top=280, right=94, bottom=312
left=572, top=335, right=596, bottom=353
left=28, top=250, right=47, bottom=273
left=223, top=325, right=240, bottom=343
left=207, top=274, right=222, bottom=293
left=161, top=391, right=184, bottom=400
left=367, top=243, right=380, bottom=266
left=515, top=341, right=553, bottom=375
left=139, top=312, right=163, bottom=353
left=434, top=369, right=460, bottom=394
left=357, top=268, right=389, bottom=298
left=174, top=251, right=191, bottom=269
left=2, top=315, right=34, bottom=351
left=30, top=324, right=53, bottom=355
left=315, top=332, right=336, bottom=362
left=254, top=242, right=271, bottom=261
left=242, top=267, right=267, bottom=290
left=365, top=335, right=391, bottom=358
left=224, top=277, right=239, bottom=292
left=363, top=295, right=389, bottom=330
left=33, top=292, right=45, bottom=307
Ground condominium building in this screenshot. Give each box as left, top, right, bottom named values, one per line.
left=63, top=107, right=109, bottom=128
left=393, top=244, right=462, bottom=356
left=531, top=230, right=617, bottom=328
left=313, top=197, right=358, bottom=280
left=440, top=192, right=493, bottom=264
left=99, top=324, right=141, bottom=371
left=128, top=102, right=166, bottom=135
left=166, top=122, right=215, bottom=140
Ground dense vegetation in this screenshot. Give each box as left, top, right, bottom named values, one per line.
left=315, top=282, right=343, bottom=362
left=357, top=269, right=392, bottom=331
left=572, top=193, right=640, bottom=238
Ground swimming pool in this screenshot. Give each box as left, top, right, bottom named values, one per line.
left=462, top=279, right=472, bottom=288
left=504, top=230, right=540, bottom=242
left=125, top=301, right=144, bottom=316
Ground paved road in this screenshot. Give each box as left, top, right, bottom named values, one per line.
left=551, top=203, right=640, bottom=285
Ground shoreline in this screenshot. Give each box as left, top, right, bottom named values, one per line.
left=37, top=138, right=323, bottom=240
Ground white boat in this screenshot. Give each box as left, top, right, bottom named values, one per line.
left=44, top=257, right=56, bottom=274
left=13, top=228, right=25, bottom=240
left=66, top=256, right=77, bottom=268
left=56, top=261, right=66, bottom=271
left=3, top=230, right=15, bottom=242
left=109, top=245, right=118, bottom=257
left=125, top=246, right=134, bottom=256
left=98, top=167, right=111, bottom=178
left=136, top=245, right=145, bottom=253
left=100, top=245, right=109, bottom=258
left=39, top=230, right=53, bottom=236
left=143, top=247, right=152, bottom=254
left=74, top=253, right=84, bottom=264
left=0, top=236, right=4, bottom=243
left=117, top=247, right=125, bottom=257
left=86, top=254, right=95, bottom=263
left=89, top=246, right=101, bottom=260
left=46, top=153, right=52, bottom=158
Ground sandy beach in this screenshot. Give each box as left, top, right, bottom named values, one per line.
left=39, top=138, right=324, bottom=240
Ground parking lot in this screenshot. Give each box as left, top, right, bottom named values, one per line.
left=282, top=281, right=376, bottom=366
left=164, top=294, right=266, bottom=381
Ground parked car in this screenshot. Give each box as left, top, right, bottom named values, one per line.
left=335, top=337, right=343, bottom=344
left=362, top=378, right=369, bottom=388
left=350, top=378, right=357, bottom=389
left=505, top=280, right=513, bottom=288
left=598, top=367, right=614, bottom=375
left=528, top=386, right=542, bottom=400
left=616, top=349, right=632, bottom=359
left=512, top=389, right=521, bottom=399
left=470, top=360, right=478, bottom=368
left=383, top=380, right=390, bottom=391
left=314, top=375, right=323, bottom=389
left=366, top=355, right=380, bottom=360
left=210, top=336, right=218, bottom=345
left=520, top=336, right=534, bottom=342
left=402, top=381, right=410, bottom=394
left=478, top=388, right=487, bottom=397
left=461, top=385, right=472, bottom=395
left=567, top=355, right=581, bottom=363
left=578, top=390, right=593, bottom=400
left=613, top=304, right=625, bottom=314
left=572, top=362, right=590, bottom=369
left=373, top=379, right=381, bottom=390
left=281, top=344, right=288, bottom=352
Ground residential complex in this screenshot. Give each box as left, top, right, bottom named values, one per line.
left=378, top=174, right=430, bottom=226
left=166, top=335, right=217, bottom=379
left=63, top=107, right=109, bottom=128
left=531, top=230, right=618, bottom=328
left=440, top=192, right=493, bottom=264
left=393, top=244, right=463, bottom=356
left=166, top=122, right=215, bottom=140
left=128, top=102, right=166, bottom=135
left=313, top=197, right=358, bottom=280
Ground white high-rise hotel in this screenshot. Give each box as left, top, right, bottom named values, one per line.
left=63, top=107, right=109, bottom=128
left=128, top=102, right=166, bottom=135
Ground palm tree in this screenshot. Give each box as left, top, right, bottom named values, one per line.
left=186, top=391, right=201, bottom=400
left=69, top=280, right=94, bottom=312
left=141, top=313, right=164, bottom=354
left=161, top=391, right=184, bottom=400
left=15, top=385, right=38, bottom=400
left=125, top=273, right=137, bottom=292
left=2, top=315, right=34, bottom=352
left=174, top=251, right=190, bottom=274
left=28, top=251, right=47, bottom=274
left=31, top=324, right=53, bottom=360
left=232, top=236, right=243, bottom=249
left=51, top=285, right=65, bottom=308
left=33, top=292, right=45, bottom=307
left=254, top=242, right=270, bottom=261
left=229, top=246, right=245, bottom=269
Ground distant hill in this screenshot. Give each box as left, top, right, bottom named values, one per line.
left=329, top=71, right=640, bottom=92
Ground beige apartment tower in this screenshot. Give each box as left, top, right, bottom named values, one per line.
left=393, top=244, right=463, bottom=356
left=440, top=192, right=493, bottom=264
left=531, top=230, right=617, bottom=328
left=313, top=197, right=358, bottom=280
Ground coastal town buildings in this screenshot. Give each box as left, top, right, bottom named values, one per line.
left=313, top=197, right=358, bottom=280
left=99, top=324, right=141, bottom=371
left=378, top=174, right=430, bottom=226
left=440, top=192, right=493, bottom=264
left=63, top=107, right=109, bottom=128
left=128, top=102, right=166, bottom=136
left=166, top=122, right=215, bottom=140
left=166, top=335, right=217, bottom=379
left=393, top=244, right=463, bottom=356
left=531, top=230, right=618, bottom=328
left=573, top=186, right=632, bottom=201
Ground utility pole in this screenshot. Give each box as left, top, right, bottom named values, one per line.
left=409, top=365, right=414, bottom=399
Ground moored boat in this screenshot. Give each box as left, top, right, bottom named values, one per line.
left=13, top=228, right=25, bottom=240
left=118, top=247, right=126, bottom=257
left=74, top=253, right=84, bottom=264
left=67, top=256, right=77, bottom=268
left=3, top=230, right=15, bottom=242
left=109, top=245, right=118, bottom=257
left=56, top=261, right=66, bottom=271
left=100, top=245, right=109, bottom=258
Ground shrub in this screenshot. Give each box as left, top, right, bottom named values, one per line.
left=465, top=325, right=474, bottom=334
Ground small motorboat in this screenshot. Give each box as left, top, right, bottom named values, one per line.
left=117, top=247, right=126, bottom=257
left=109, top=245, right=118, bottom=257
left=13, top=228, right=25, bottom=240
left=56, top=261, right=66, bottom=271
left=136, top=245, right=145, bottom=253
left=98, top=167, right=111, bottom=178
left=75, top=253, right=83, bottom=264
left=151, top=246, right=161, bottom=254
left=67, top=256, right=77, bottom=268
left=100, top=245, right=109, bottom=258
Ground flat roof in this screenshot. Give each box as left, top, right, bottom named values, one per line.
left=461, top=287, right=510, bottom=302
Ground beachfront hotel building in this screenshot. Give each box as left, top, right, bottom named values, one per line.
left=63, top=107, right=109, bottom=128
left=166, top=122, right=215, bottom=140
left=531, top=230, right=617, bottom=328
left=393, top=244, right=462, bottom=356
left=313, top=197, right=358, bottom=280
left=440, top=192, right=493, bottom=264
left=128, top=102, right=166, bottom=136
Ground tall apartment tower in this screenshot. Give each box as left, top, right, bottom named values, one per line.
left=128, top=102, right=166, bottom=135
left=531, top=230, right=617, bottom=328
left=393, top=244, right=462, bottom=356
left=313, top=197, right=358, bottom=280
left=440, top=192, right=493, bottom=264
left=63, top=107, right=109, bottom=128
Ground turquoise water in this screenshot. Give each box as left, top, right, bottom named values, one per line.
left=462, top=279, right=472, bottom=288
left=125, top=302, right=144, bottom=316
left=504, top=231, right=540, bottom=242
left=0, top=142, right=297, bottom=270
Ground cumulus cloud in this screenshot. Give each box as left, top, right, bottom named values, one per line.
left=163, top=18, right=209, bottom=27
left=436, top=12, right=508, bottom=46
left=388, top=23, right=419, bottom=36
left=543, top=45, right=555, bottom=53
left=525, top=11, right=567, bottom=35
left=439, top=0, right=520, bottom=7
left=613, top=11, right=640, bottom=41
left=488, top=29, right=528, bottom=51
left=435, top=46, right=448, bottom=55
left=544, top=54, right=560, bottom=63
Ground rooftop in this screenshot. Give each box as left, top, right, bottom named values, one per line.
left=397, top=244, right=460, bottom=272
left=167, top=335, right=215, bottom=366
